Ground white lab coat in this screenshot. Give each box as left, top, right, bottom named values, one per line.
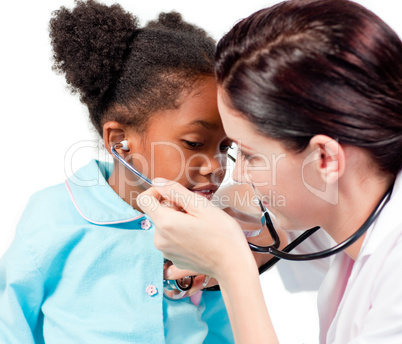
left=277, top=170, right=402, bottom=343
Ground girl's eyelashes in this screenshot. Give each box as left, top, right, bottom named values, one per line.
left=183, top=139, right=233, bottom=152
left=183, top=140, right=204, bottom=149
left=220, top=143, right=233, bottom=152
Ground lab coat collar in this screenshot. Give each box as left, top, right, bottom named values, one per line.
left=358, top=170, right=402, bottom=258
left=65, top=159, right=146, bottom=225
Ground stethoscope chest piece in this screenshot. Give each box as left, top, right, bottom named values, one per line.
left=163, top=259, right=194, bottom=300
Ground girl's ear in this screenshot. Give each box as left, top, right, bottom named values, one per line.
left=103, top=121, right=127, bottom=154
left=308, top=135, right=345, bottom=184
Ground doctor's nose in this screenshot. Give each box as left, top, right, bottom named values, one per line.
left=231, top=158, right=247, bottom=184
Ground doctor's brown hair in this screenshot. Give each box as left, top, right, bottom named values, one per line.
left=215, top=0, right=402, bottom=177
left=49, top=0, right=215, bottom=135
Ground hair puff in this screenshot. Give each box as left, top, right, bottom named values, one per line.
left=49, top=0, right=138, bottom=111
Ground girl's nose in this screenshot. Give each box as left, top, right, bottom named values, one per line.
left=199, top=153, right=226, bottom=178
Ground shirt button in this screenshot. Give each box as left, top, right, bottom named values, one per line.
left=146, top=284, right=158, bottom=296
left=141, top=219, right=151, bottom=230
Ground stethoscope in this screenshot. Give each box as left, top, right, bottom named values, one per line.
left=111, top=141, right=196, bottom=298
left=111, top=141, right=394, bottom=295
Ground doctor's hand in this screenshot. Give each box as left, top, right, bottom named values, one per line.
left=222, top=206, right=278, bottom=269
left=137, top=178, right=256, bottom=282
left=215, top=183, right=286, bottom=269
left=163, top=263, right=218, bottom=295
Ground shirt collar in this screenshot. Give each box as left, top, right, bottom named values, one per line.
left=65, top=159, right=146, bottom=225
left=358, top=170, right=402, bottom=258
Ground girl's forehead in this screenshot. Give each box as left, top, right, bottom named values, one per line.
left=147, top=80, right=223, bottom=132
left=148, top=109, right=224, bottom=136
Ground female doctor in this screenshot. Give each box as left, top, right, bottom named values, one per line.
left=138, top=0, right=402, bottom=342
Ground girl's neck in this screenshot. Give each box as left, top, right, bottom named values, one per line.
left=107, top=163, right=148, bottom=212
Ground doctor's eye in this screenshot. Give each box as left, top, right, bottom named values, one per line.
left=239, top=150, right=253, bottom=161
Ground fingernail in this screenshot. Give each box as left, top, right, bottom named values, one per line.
left=152, top=177, right=168, bottom=187
left=203, top=275, right=212, bottom=288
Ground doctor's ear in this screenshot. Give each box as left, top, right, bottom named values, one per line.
left=309, top=135, right=345, bottom=184
left=103, top=121, right=129, bottom=154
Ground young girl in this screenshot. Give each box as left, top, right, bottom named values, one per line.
left=0, top=1, right=235, bottom=342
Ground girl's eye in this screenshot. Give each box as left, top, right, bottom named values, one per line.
left=220, top=143, right=233, bottom=152
left=184, top=140, right=204, bottom=149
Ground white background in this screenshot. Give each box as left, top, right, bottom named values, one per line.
left=1, top=1, right=401, bottom=343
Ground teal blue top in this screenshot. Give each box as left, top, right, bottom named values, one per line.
left=0, top=160, right=233, bottom=343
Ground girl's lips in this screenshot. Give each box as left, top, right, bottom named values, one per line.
left=192, top=189, right=215, bottom=200
left=190, top=187, right=218, bottom=201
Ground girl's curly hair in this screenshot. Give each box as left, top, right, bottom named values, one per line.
left=49, top=0, right=215, bottom=134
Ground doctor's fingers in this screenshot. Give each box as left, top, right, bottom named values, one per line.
left=137, top=187, right=194, bottom=235
left=137, top=187, right=161, bottom=213
left=163, top=264, right=199, bottom=280
left=151, top=178, right=216, bottom=215
left=163, top=266, right=218, bottom=293
left=137, top=186, right=181, bottom=213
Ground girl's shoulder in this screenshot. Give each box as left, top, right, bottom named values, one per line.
left=16, top=182, right=80, bottom=246
left=22, top=183, right=73, bottom=225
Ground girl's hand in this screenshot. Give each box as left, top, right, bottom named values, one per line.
left=137, top=178, right=254, bottom=282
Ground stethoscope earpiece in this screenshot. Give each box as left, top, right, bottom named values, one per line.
left=120, top=140, right=129, bottom=151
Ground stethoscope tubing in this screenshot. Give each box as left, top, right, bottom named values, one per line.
left=111, top=144, right=195, bottom=297
left=111, top=144, right=153, bottom=186
left=204, top=183, right=393, bottom=292
left=111, top=144, right=394, bottom=292
left=249, top=184, right=393, bottom=261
